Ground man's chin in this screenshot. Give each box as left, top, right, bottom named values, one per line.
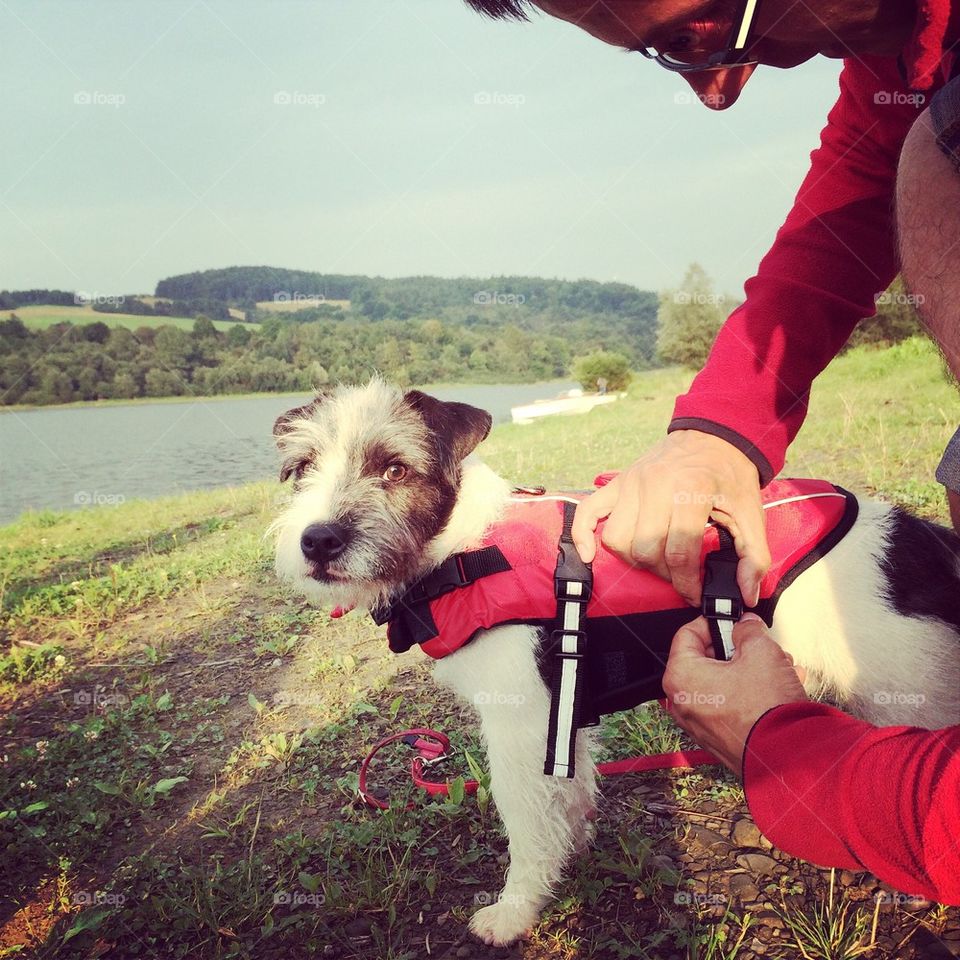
left=760, top=48, right=820, bottom=69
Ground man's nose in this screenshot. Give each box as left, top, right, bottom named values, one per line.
left=681, top=62, right=758, bottom=110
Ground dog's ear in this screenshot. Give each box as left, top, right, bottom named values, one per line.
left=404, top=390, right=492, bottom=471
left=273, top=396, right=322, bottom=439
left=273, top=394, right=325, bottom=482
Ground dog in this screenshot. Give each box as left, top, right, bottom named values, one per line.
left=269, top=378, right=960, bottom=946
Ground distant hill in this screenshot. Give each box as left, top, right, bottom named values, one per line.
left=154, top=266, right=660, bottom=367
left=155, top=265, right=656, bottom=321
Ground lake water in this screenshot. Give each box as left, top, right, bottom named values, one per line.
left=0, top=382, right=578, bottom=523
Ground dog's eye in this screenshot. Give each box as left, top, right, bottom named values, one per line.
left=382, top=463, right=407, bottom=483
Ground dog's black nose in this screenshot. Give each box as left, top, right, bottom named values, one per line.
left=300, top=522, right=350, bottom=565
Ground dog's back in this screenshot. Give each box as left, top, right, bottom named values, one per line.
left=771, top=499, right=960, bottom=728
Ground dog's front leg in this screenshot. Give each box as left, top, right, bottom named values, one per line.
left=434, top=625, right=597, bottom=946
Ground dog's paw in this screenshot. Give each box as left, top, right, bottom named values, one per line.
left=469, top=899, right=538, bottom=946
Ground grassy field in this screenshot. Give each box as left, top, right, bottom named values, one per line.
left=255, top=299, right=351, bottom=313
left=0, top=339, right=956, bottom=959
left=11, top=304, right=260, bottom=333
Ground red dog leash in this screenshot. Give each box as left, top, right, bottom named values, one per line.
left=357, top=724, right=720, bottom=810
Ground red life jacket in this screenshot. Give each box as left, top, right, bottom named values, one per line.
left=374, top=477, right=858, bottom=771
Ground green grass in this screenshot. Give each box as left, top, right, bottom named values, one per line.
left=11, top=304, right=260, bottom=333
left=0, top=338, right=955, bottom=958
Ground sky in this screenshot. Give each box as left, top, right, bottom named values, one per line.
left=2, top=0, right=845, bottom=299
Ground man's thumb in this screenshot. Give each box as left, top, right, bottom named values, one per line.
left=572, top=483, right=617, bottom=563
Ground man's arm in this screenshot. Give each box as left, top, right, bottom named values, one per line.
left=745, top=702, right=960, bottom=905
left=671, top=55, right=927, bottom=483
left=574, top=56, right=928, bottom=596
left=665, top=617, right=960, bottom=906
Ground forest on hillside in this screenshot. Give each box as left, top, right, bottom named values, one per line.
left=0, top=266, right=920, bottom=407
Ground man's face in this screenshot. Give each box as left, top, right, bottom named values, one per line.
left=533, top=0, right=838, bottom=109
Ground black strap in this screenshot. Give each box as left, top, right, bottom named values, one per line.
left=701, top=526, right=744, bottom=661
left=370, top=545, right=511, bottom=627
left=543, top=502, right=593, bottom=778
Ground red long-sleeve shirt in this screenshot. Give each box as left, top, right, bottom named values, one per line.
left=670, top=3, right=960, bottom=906
left=744, top=703, right=960, bottom=905
left=669, top=3, right=959, bottom=483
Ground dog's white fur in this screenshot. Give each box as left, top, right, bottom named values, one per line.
left=271, top=381, right=959, bottom=946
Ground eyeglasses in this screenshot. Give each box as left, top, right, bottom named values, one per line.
left=635, top=0, right=762, bottom=73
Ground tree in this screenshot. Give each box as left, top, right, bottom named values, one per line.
left=80, top=321, right=111, bottom=344
left=192, top=315, right=219, bottom=340
left=145, top=368, right=184, bottom=397
left=656, top=263, right=727, bottom=368
left=572, top=351, right=632, bottom=391
left=226, top=323, right=252, bottom=348
left=846, top=275, right=923, bottom=350
left=0, top=315, right=28, bottom=339
left=153, top=327, right=194, bottom=374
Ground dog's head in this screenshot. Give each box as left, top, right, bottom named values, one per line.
left=269, top=379, right=492, bottom=610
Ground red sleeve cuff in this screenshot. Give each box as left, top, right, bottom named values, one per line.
left=743, top=702, right=862, bottom=870
left=743, top=702, right=960, bottom=904
left=668, top=417, right=776, bottom=487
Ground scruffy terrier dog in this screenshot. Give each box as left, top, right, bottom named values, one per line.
left=270, top=379, right=960, bottom=946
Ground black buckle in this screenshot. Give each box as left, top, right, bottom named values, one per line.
left=554, top=544, right=592, bottom=601
left=702, top=550, right=743, bottom=621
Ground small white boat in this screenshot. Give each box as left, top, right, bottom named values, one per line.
left=510, top=389, right=619, bottom=424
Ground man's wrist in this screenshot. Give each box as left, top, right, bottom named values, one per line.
left=667, top=417, right=775, bottom=487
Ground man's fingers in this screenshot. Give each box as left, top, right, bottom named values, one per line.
left=661, top=499, right=713, bottom=606
left=732, top=612, right=770, bottom=636
left=713, top=495, right=771, bottom=607
left=572, top=480, right=619, bottom=563
left=731, top=615, right=807, bottom=691
left=668, top=616, right=714, bottom=662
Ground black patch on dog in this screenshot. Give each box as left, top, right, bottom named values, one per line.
left=273, top=394, right=326, bottom=482
left=273, top=394, right=325, bottom=437
left=403, top=390, right=492, bottom=481
left=880, top=509, right=960, bottom=632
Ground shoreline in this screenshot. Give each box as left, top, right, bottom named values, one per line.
left=0, top=377, right=582, bottom=414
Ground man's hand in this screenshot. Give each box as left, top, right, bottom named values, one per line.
left=662, top=614, right=808, bottom=777
left=571, top=430, right=771, bottom=606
